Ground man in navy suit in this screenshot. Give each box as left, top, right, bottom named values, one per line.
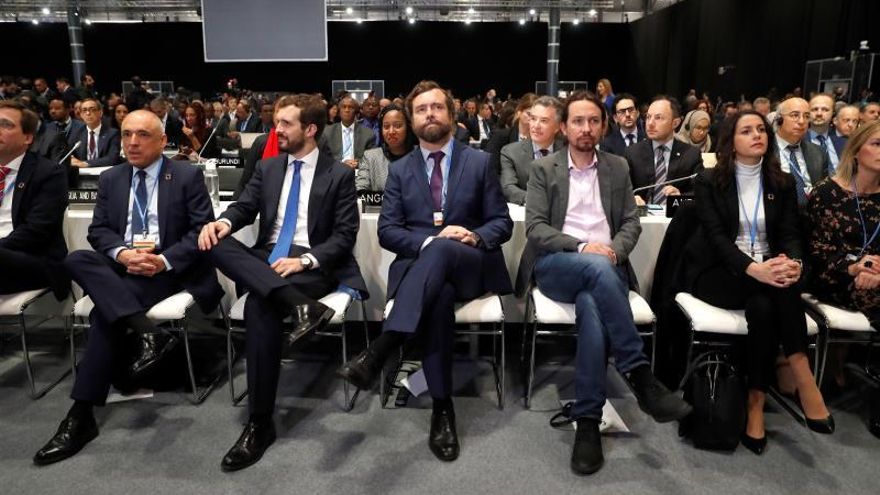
left=0, top=100, right=69, bottom=299
left=67, top=98, right=121, bottom=168
left=600, top=93, right=647, bottom=157
left=339, top=81, right=513, bottom=462
left=34, top=110, right=223, bottom=466
left=198, top=94, right=367, bottom=472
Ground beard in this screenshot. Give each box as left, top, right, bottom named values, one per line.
left=277, top=133, right=304, bottom=155
left=414, top=119, right=453, bottom=144
left=567, top=135, right=598, bottom=154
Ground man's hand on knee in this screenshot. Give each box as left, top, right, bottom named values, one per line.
left=270, top=257, right=304, bottom=277
left=198, top=221, right=231, bottom=251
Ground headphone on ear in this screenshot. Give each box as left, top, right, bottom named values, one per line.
left=775, top=112, right=785, bottom=127
left=684, top=112, right=692, bottom=131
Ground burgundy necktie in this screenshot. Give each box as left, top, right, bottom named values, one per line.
left=0, top=166, right=11, bottom=204
left=88, top=130, right=96, bottom=160
left=428, top=150, right=445, bottom=211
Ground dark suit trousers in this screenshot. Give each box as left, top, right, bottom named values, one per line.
left=66, top=250, right=183, bottom=405
left=208, top=237, right=335, bottom=415
left=0, top=247, right=54, bottom=294
left=384, top=239, right=488, bottom=399
left=693, top=265, right=808, bottom=392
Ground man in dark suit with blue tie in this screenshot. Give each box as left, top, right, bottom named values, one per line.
left=67, top=98, right=122, bottom=168
left=34, top=110, right=223, bottom=466
left=198, top=94, right=367, bottom=472
left=600, top=93, right=647, bottom=157
left=339, top=81, right=513, bottom=462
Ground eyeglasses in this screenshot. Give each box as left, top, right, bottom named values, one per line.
left=783, top=112, right=808, bottom=121
left=615, top=107, right=637, bottom=116
left=80, top=106, right=101, bottom=114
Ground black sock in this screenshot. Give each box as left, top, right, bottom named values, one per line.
left=249, top=412, right=272, bottom=426
left=432, top=397, right=453, bottom=412
left=67, top=400, right=94, bottom=421
left=268, top=285, right=308, bottom=315
left=121, top=312, right=157, bottom=335
left=371, top=330, right=407, bottom=359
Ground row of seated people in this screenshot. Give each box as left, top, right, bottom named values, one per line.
left=0, top=82, right=876, bottom=476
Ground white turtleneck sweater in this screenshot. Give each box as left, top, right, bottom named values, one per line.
left=734, top=160, right=769, bottom=258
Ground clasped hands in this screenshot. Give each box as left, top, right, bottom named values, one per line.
left=746, top=253, right=802, bottom=288
left=116, top=248, right=166, bottom=277
left=437, top=225, right=479, bottom=247
left=848, top=254, right=880, bottom=290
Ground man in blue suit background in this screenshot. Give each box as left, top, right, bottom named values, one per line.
left=339, top=80, right=513, bottom=462
left=34, top=110, right=223, bottom=466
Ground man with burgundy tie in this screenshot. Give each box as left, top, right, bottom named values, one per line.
left=338, top=80, right=513, bottom=462
left=67, top=98, right=122, bottom=168
left=500, top=96, right=565, bottom=205
left=198, top=93, right=367, bottom=472
left=34, top=110, right=223, bottom=466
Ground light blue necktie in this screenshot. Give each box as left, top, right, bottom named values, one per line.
left=268, top=160, right=304, bottom=264
left=342, top=128, right=353, bottom=160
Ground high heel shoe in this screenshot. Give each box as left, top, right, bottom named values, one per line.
left=740, top=433, right=767, bottom=455
left=795, top=391, right=835, bottom=434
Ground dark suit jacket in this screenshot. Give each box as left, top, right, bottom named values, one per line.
left=30, top=120, right=68, bottom=162
left=515, top=148, right=641, bottom=295
left=220, top=150, right=368, bottom=296
left=87, top=158, right=223, bottom=312
left=68, top=125, right=122, bottom=168
left=235, top=132, right=269, bottom=200
left=378, top=142, right=513, bottom=299
left=0, top=152, right=68, bottom=261
left=499, top=136, right=566, bottom=205
left=60, top=87, right=79, bottom=107
left=319, top=122, right=377, bottom=162
left=601, top=123, right=647, bottom=157
left=164, top=116, right=184, bottom=147
left=466, top=116, right=495, bottom=142
left=681, top=168, right=802, bottom=290
left=829, top=130, right=847, bottom=158
left=625, top=138, right=704, bottom=201
left=485, top=126, right=520, bottom=176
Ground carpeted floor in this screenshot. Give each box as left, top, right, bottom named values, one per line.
left=0, top=326, right=878, bottom=495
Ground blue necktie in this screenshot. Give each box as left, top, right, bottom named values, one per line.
left=268, top=160, right=304, bottom=264
left=787, top=145, right=807, bottom=206
left=131, top=170, right=148, bottom=237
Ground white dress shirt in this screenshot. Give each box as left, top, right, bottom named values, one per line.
left=0, top=153, right=24, bottom=238
left=776, top=135, right=813, bottom=190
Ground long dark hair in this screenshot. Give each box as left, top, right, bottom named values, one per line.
left=378, top=103, right=417, bottom=160
left=714, top=110, right=787, bottom=190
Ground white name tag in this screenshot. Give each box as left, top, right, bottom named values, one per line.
left=131, top=233, right=159, bottom=251
left=433, top=211, right=444, bottom=227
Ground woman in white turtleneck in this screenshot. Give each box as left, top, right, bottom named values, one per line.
left=683, top=111, right=832, bottom=455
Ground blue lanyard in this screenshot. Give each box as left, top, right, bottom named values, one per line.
left=851, top=181, right=880, bottom=256
left=786, top=148, right=806, bottom=182
left=736, top=176, right=763, bottom=255
left=131, top=173, right=159, bottom=236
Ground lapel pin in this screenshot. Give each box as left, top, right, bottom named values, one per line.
left=164, top=173, right=172, bottom=181
left=17, top=182, right=25, bottom=189
left=767, top=193, right=774, bottom=200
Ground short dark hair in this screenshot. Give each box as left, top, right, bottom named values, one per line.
left=561, top=90, right=607, bottom=124
left=48, top=96, right=69, bottom=108
left=0, top=100, right=39, bottom=135
left=404, top=80, right=455, bottom=121
left=612, top=93, right=637, bottom=113
left=276, top=93, right=326, bottom=138
left=56, top=76, right=71, bottom=85
left=650, top=95, right=682, bottom=118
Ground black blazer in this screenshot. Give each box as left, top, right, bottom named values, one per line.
left=87, top=158, right=223, bottom=312
left=485, top=126, right=520, bottom=176
left=30, top=121, right=68, bottom=162
left=164, top=117, right=184, bottom=147
left=68, top=125, right=122, bottom=168
left=234, top=132, right=269, bottom=200
left=0, top=152, right=68, bottom=260
left=625, top=138, right=703, bottom=201
left=681, top=168, right=802, bottom=290
left=601, top=123, right=647, bottom=157
left=221, top=150, right=368, bottom=296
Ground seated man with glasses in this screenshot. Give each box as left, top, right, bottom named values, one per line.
left=67, top=98, right=122, bottom=168
left=773, top=97, right=829, bottom=207
left=600, top=93, right=647, bottom=157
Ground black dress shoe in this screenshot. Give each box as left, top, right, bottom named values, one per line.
left=286, top=302, right=334, bottom=347
left=571, top=418, right=604, bottom=475
left=33, top=415, right=99, bottom=466
left=740, top=433, right=767, bottom=455
left=794, top=391, right=835, bottom=434
left=626, top=364, right=693, bottom=423
left=336, top=347, right=384, bottom=390
left=428, top=406, right=460, bottom=462
left=131, top=332, right=178, bottom=378
left=221, top=420, right=276, bottom=472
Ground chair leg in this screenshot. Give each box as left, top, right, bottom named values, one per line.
left=649, top=321, right=657, bottom=373
left=226, top=326, right=248, bottom=406
left=180, top=317, right=222, bottom=405
left=817, top=329, right=831, bottom=387
left=498, top=320, right=506, bottom=410
left=339, top=319, right=361, bottom=412
left=525, top=318, right=539, bottom=409
left=19, top=312, right=71, bottom=400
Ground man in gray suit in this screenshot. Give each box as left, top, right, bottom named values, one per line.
left=500, top=96, right=565, bottom=205
left=319, top=95, right=376, bottom=169
left=774, top=97, right=829, bottom=206
left=515, top=91, right=691, bottom=476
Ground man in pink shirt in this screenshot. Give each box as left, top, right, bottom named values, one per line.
left=515, top=91, right=691, bottom=476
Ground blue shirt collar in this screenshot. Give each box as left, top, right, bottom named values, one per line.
left=133, top=157, right=163, bottom=180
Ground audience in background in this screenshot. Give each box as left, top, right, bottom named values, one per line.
left=774, top=97, right=829, bottom=206
left=830, top=104, right=860, bottom=155
left=675, top=109, right=712, bottom=153
left=808, top=93, right=839, bottom=175
left=356, top=103, right=416, bottom=192
left=67, top=98, right=121, bottom=168
left=861, top=102, right=880, bottom=124
left=319, top=95, right=376, bottom=169
left=596, top=78, right=615, bottom=113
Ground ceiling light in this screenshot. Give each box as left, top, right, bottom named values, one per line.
left=356, top=18, right=363, bottom=24
left=572, top=18, right=580, bottom=25
left=468, top=8, right=475, bottom=15
left=345, top=7, right=353, bottom=15
left=465, top=19, right=472, bottom=24
left=408, top=17, right=415, bottom=24
left=405, top=6, right=413, bottom=15
left=519, top=18, right=526, bottom=25
left=32, top=18, right=39, bottom=24
left=588, top=9, right=597, bottom=17
left=41, top=7, right=49, bottom=15
left=85, top=18, right=92, bottom=25
left=529, top=9, right=536, bottom=16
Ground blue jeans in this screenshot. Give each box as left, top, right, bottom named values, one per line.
left=534, top=252, right=648, bottom=420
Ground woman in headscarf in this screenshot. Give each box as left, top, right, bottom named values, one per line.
left=676, top=109, right=712, bottom=153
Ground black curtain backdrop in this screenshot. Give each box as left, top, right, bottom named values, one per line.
left=5, top=0, right=879, bottom=102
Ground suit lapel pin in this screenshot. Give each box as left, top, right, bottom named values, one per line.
left=17, top=182, right=25, bottom=189
left=767, top=193, right=774, bottom=200
left=164, top=173, right=172, bottom=181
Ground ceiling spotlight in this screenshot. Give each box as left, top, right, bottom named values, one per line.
left=85, top=18, right=92, bottom=25
left=572, top=18, right=580, bottom=25
left=408, top=17, right=415, bottom=24
left=32, top=18, right=39, bottom=24
left=529, top=8, right=536, bottom=16
left=345, top=7, right=353, bottom=15
left=41, top=7, right=49, bottom=15
left=464, top=19, right=472, bottom=25
left=588, top=9, right=597, bottom=17
left=518, top=18, right=526, bottom=25
left=356, top=18, right=363, bottom=24
left=405, top=6, right=413, bottom=15
left=468, top=8, right=474, bottom=14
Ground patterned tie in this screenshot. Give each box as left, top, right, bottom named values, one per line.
left=482, top=120, right=491, bottom=138
left=428, top=151, right=445, bottom=211
left=268, top=160, right=304, bottom=264
left=626, top=134, right=636, bottom=147
left=88, top=130, right=97, bottom=160
left=787, top=145, right=807, bottom=206
left=0, top=166, right=12, bottom=205
left=539, top=148, right=549, bottom=157
left=816, top=134, right=834, bottom=174
left=653, top=145, right=668, bottom=205
left=131, top=170, right=148, bottom=237
left=342, top=127, right=353, bottom=160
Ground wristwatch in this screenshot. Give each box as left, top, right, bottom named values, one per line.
left=300, top=255, right=313, bottom=270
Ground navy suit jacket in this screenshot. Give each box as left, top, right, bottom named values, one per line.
left=601, top=123, right=647, bottom=157
left=87, top=158, right=223, bottom=312
left=220, top=150, right=368, bottom=296
left=829, top=130, right=847, bottom=158
left=68, top=125, right=122, bottom=168
left=625, top=138, right=703, bottom=201
left=0, top=152, right=68, bottom=260
left=378, top=141, right=513, bottom=299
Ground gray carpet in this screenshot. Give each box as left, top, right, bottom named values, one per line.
left=1, top=329, right=878, bottom=495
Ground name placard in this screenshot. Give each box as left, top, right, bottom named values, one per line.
left=216, top=156, right=242, bottom=167
left=69, top=189, right=99, bottom=204
left=667, top=194, right=695, bottom=218
left=359, top=191, right=384, bottom=213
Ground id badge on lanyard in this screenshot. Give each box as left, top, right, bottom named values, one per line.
left=132, top=232, right=159, bottom=251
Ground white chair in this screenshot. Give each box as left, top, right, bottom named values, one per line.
left=71, top=291, right=224, bottom=404
left=226, top=290, right=368, bottom=411
left=380, top=293, right=506, bottom=409
left=801, top=293, right=878, bottom=386
left=0, top=288, right=73, bottom=399
left=522, top=287, right=656, bottom=409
